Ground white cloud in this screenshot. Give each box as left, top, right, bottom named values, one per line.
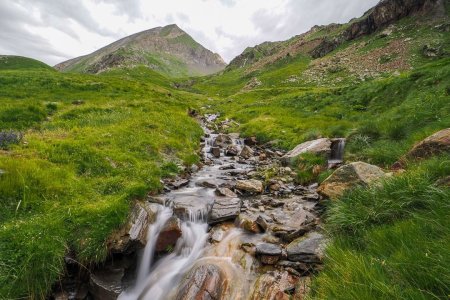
left=0, top=0, right=379, bottom=65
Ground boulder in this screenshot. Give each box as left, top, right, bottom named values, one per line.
left=225, top=145, right=239, bottom=156
left=286, top=232, right=326, bottom=264
left=208, top=197, right=242, bottom=225
left=175, top=264, right=228, bottom=300
left=155, top=216, right=182, bottom=252
left=211, top=146, right=221, bottom=158
left=239, top=145, right=254, bottom=159
left=235, top=180, right=264, bottom=194
left=282, top=138, right=332, bottom=165
left=406, top=128, right=450, bottom=160
left=318, top=162, right=386, bottom=199
left=108, top=202, right=158, bottom=254
left=196, top=180, right=217, bottom=189
left=213, top=134, right=233, bottom=148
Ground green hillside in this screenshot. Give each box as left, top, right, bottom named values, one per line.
left=0, top=55, right=54, bottom=71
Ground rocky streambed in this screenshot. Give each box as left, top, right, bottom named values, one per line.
left=51, top=114, right=329, bottom=300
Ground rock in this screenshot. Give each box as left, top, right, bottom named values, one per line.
left=215, top=187, right=238, bottom=198
left=196, top=180, right=217, bottom=188
left=53, top=291, right=69, bottom=300
left=235, top=180, right=264, bottom=194
left=286, top=232, right=326, bottom=264
left=211, top=146, right=221, bottom=158
left=243, top=77, right=262, bottom=90
left=249, top=270, right=298, bottom=300
left=213, top=134, right=233, bottom=148
left=239, top=145, right=254, bottom=159
left=422, top=44, right=443, bottom=58
left=256, top=243, right=282, bottom=265
left=209, top=226, right=226, bottom=243
left=219, top=164, right=235, bottom=170
left=89, top=268, right=123, bottom=300
left=277, top=261, right=309, bottom=273
left=169, top=179, right=189, bottom=189
left=406, top=128, right=450, bottom=160
left=318, top=162, right=386, bottom=199
left=225, top=145, right=239, bottom=156
left=293, top=277, right=311, bottom=300
left=244, top=136, right=258, bottom=146
left=255, top=215, right=269, bottom=232
left=208, top=197, right=242, bottom=224
left=236, top=214, right=262, bottom=234
left=175, top=264, right=228, bottom=300
left=108, top=202, right=158, bottom=254
left=155, top=216, right=182, bottom=252
left=282, top=138, right=332, bottom=165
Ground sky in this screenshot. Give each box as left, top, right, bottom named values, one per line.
left=0, top=0, right=380, bottom=65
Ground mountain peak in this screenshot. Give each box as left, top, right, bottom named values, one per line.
left=55, top=25, right=226, bottom=77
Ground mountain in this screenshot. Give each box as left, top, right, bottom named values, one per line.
left=55, top=24, right=226, bottom=77
left=227, top=0, right=447, bottom=76
left=0, top=55, right=54, bottom=71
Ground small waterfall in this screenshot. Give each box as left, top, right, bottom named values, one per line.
left=119, top=209, right=209, bottom=300
left=328, top=138, right=345, bottom=167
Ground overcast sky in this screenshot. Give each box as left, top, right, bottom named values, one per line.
left=0, top=0, right=379, bottom=65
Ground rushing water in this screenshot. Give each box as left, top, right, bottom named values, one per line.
left=119, top=120, right=251, bottom=300
left=328, top=138, right=346, bottom=167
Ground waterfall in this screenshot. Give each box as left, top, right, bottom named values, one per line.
left=328, top=138, right=345, bottom=167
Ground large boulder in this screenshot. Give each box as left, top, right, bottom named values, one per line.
left=208, top=197, right=242, bottom=225
left=318, top=162, right=386, bottom=199
left=282, top=138, right=332, bottom=165
left=239, top=145, right=254, bottom=159
left=286, top=232, right=326, bottom=264
left=175, top=264, right=228, bottom=300
left=108, top=201, right=158, bottom=254
left=235, top=179, right=264, bottom=194
left=406, top=128, right=450, bottom=160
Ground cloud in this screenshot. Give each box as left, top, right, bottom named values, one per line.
left=94, top=0, right=143, bottom=20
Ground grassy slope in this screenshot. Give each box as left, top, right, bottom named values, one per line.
left=0, top=55, right=54, bottom=71
left=0, top=63, right=204, bottom=298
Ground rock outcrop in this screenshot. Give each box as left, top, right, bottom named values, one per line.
left=318, top=162, right=387, bottom=199
left=405, top=128, right=450, bottom=159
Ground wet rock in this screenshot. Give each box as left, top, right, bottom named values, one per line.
left=235, top=179, right=264, bottom=194
left=215, top=187, right=238, bottom=198
left=155, top=216, right=182, bottom=252
left=282, top=138, right=332, bottom=165
left=213, top=134, right=233, bottom=148
left=249, top=270, right=298, bottom=300
left=196, top=180, right=218, bottom=189
left=225, top=145, right=239, bottom=156
left=318, top=162, right=386, bottom=199
left=239, top=145, right=254, bottom=159
left=89, top=268, right=123, bottom=300
left=211, top=147, right=221, bottom=158
left=208, top=197, right=242, bottom=225
left=277, top=261, right=309, bottom=273
left=255, top=215, right=269, bottom=232
left=209, top=226, right=226, bottom=243
left=256, top=243, right=282, bottom=265
left=108, top=202, right=158, bottom=254
left=236, top=213, right=262, bottom=233
left=244, top=136, right=258, bottom=146
left=175, top=264, right=228, bottom=300
left=169, top=179, right=190, bottom=189
left=219, top=164, right=235, bottom=170
left=405, top=128, right=450, bottom=160
left=286, top=232, right=326, bottom=264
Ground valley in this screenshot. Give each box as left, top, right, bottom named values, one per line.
left=0, top=0, right=449, bottom=299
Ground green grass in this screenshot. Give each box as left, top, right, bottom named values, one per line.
left=310, top=157, right=450, bottom=299
left=0, top=66, right=204, bottom=299
left=0, top=56, right=54, bottom=71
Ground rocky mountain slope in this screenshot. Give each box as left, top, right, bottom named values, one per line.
left=223, top=0, right=448, bottom=88
left=55, top=24, right=226, bottom=77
